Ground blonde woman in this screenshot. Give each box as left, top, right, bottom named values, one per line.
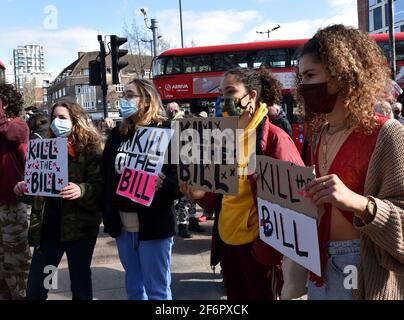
left=102, top=79, right=181, bottom=300
left=14, top=101, right=104, bottom=300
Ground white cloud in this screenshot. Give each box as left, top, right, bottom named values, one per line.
left=245, top=11, right=358, bottom=42
left=155, top=3, right=358, bottom=50
left=156, top=9, right=260, bottom=48
left=328, top=0, right=357, bottom=8
left=0, top=27, right=103, bottom=76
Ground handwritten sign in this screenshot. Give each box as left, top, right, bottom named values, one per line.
left=24, top=138, right=68, bottom=197
left=256, top=155, right=321, bottom=276
left=115, top=127, right=174, bottom=207
left=258, top=199, right=321, bottom=276
left=256, top=155, right=318, bottom=218
left=174, top=117, right=239, bottom=195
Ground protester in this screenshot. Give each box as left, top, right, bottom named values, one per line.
left=27, top=110, right=49, bottom=140
left=14, top=101, right=104, bottom=300
left=392, top=102, right=404, bottom=125
left=374, top=101, right=393, bottom=119
left=0, top=84, right=30, bottom=300
left=180, top=67, right=303, bottom=300
left=102, top=79, right=181, bottom=300
left=166, top=102, right=185, bottom=121
left=298, top=24, right=404, bottom=300
left=268, top=104, right=293, bottom=137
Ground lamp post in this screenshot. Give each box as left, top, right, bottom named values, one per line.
left=179, top=0, right=184, bottom=48
left=388, top=0, right=397, bottom=79
left=140, top=8, right=159, bottom=57
left=256, top=24, right=281, bottom=38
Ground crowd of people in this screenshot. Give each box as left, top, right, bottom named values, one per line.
left=0, top=24, right=403, bottom=301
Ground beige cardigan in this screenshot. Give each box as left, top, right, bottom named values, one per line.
left=352, top=119, right=404, bottom=300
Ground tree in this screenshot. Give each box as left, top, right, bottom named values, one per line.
left=123, top=19, right=153, bottom=78
left=23, top=78, right=36, bottom=108
left=159, top=37, right=172, bottom=52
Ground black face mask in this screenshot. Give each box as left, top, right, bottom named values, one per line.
left=221, top=92, right=251, bottom=117
left=298, top=82, right=338, bottom=114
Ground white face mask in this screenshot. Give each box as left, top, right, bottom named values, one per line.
left=50, top=118, right=72, bottom=137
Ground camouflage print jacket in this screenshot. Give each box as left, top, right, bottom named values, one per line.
left=27, top=146, right=103, bottom=247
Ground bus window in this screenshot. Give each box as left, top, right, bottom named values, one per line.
left=254, top=50, right=268, bottom=68
left=166, top=56, right=182, bottom=75
left=236, top=51, right=258, bottom=68
left=289, top=47, right=299, bottom=67
left=396, top=40, right=404, bottom=61
left=183, top=55, right=212, bottom=73
left=152, top=57, right=167, bottom=76
left=268, top=49, right=288, bottom=68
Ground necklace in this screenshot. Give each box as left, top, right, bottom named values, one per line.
left=321, top=123, right=349, bottom=170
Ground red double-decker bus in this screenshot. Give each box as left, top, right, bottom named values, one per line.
left=0, top=60, right=5, bottom=83
left=151, top=33, right=404, bottom=152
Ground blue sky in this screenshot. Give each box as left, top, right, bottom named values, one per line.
left=0, top=0, right=358, bottom=77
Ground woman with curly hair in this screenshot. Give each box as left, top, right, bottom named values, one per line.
left=14, top=101, right=104, bottom=300
left=297, top=24, right=404, bottom=300
left=180, top=67, right=304, bottom=300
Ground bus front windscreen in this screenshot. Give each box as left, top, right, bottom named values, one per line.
left=152, top=57, right=167, bottom=77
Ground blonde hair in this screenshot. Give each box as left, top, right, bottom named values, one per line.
left=298, top=24, right=391, bottom=135
left=120, top=78, right=166, bottom=135
left=50, top=101, right=104, bottom=152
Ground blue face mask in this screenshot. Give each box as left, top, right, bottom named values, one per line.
left=50, top=118, right=72, bottom=137
left=119, top=98, right=138, bottom=119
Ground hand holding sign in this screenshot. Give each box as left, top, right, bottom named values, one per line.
left=14, top=181, right=27, bottom=197
left=155, top=172, right=165, bottom=190
left=60, top=182, right=81, bottom=200
left=304, top=174, right=368, bottom=214
left=179, top=182, right=206, bottom=200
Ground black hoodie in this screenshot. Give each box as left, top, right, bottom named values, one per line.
left=102, top=125, right=182, bottom=240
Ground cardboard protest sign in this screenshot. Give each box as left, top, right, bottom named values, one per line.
left=24, top=138, right=68, bottom=197
left=116, top=127, right=174, bottom=207
left=256, top=155, right=321, bottom=276
left=256, top=155, right=318, bottom=218
left=258, top=198, right=321, bottom=276
left=174, top=116, right=239, bottom=195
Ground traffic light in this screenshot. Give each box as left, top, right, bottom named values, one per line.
left=110, top=35, right=129, bottom=85
left=88, top=59, right=101, bottom=86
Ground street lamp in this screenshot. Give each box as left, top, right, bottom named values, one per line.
left=140, top=8, right=159, bottom=57
left=256, top=24, right=281, bottom=38
left=388, top=0, right=397, bottom=79
left=179, top=0, right=184, bottom=48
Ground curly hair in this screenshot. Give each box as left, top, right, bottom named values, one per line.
left=224, top=67, right=282, bottom=107
left=120, top=78, right=166, bottom=135
left=297, top=24, right=391, bottom=135
left=50, top=101, right=104, bottom=153
left=0, top=84, right=24, bottom=118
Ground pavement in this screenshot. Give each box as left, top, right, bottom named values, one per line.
left=47, top=216, right=227, bottom=300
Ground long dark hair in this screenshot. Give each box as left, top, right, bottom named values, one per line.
left=0, top=84, right=24, bottom=118
left=224, top=67, right=282, bottom=107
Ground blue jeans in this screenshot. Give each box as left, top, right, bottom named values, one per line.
left=116, top=230, right=173, bottom=300
left=308, top=240, right=360, bottom=300
left=26, top=237, right=96, bottom=300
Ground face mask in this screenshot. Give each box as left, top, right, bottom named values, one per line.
left=298, top=82, right=338, bottom=114
left=50, top=118, right=72, bottom=137
left=221, top=93, right=250, bottom=117
left=119, top=98, right=138, bottom=119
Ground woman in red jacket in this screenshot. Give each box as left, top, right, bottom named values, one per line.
left=181, top=67, right=304, bottom=300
